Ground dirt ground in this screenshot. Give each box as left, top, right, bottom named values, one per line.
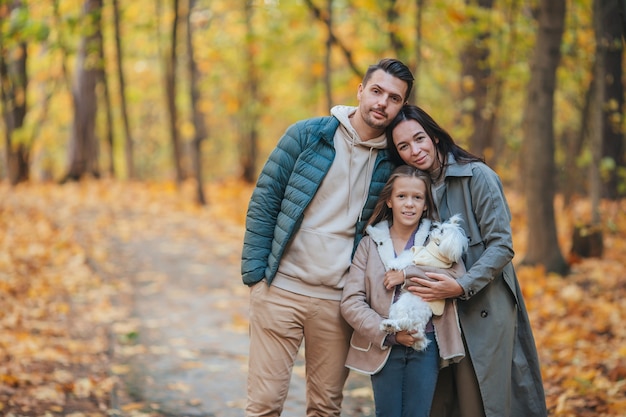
left=107, top=209, right=375, bottom=417
left=6, top=180, right=625, bottom=416
left=1, top=181, right=374, bottom=417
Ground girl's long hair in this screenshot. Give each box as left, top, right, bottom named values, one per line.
left=386, top=105, right=484, bottom=181
left=366, top=165, right=437, bottom=229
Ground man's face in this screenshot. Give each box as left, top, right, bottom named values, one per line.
left=356, top=70, right=408, bottom=131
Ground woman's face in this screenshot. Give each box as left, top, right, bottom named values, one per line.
left=391, top=119, right=440, bottom=173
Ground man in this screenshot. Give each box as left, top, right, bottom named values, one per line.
left=241, top=58, right=414, bottom=416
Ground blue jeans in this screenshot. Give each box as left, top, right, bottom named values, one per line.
left=371, top=332, right=439, bottom=417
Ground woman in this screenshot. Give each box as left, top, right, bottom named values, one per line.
left=386, top=105, right=547, bottom=417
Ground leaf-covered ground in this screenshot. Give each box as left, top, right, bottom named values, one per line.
left=1, top=180, right=625, bottom=416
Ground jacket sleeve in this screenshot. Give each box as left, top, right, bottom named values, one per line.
left=240, top=123, right=305, bottom=286
left=341, top=238, right=389, bottom=348
left=404, top=260, right=466, bottom=282
left=456, top=164, right=515, bottom=299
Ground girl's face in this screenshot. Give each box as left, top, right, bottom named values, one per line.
left=387, top=177, right=428, bottom=230
left=391, top=119, right=440, bottom=173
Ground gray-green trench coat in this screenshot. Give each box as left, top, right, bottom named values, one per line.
left=430, top=154, right=548, bottom=417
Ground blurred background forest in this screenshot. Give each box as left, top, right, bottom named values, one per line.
left=1, top=0, right=625, bottom=273
left=2, top=0, right=626, bottom=415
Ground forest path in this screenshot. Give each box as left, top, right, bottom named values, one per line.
left=90, top=182, right=376, bottom=416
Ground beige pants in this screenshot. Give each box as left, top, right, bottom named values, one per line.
left=246, top=282, right=352, bottom=417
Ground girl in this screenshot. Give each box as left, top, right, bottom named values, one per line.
left=341, top=165, right=465, bottom=417
left=386, top=105, right=547, bottom=417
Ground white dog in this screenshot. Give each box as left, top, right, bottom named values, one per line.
left=379, top=214, right=468, bottom=351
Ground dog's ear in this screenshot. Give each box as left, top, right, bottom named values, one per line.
left=448, top=213, right=463, bottom=225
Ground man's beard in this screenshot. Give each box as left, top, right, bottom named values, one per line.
left=363, top=108, right=388, bottom=130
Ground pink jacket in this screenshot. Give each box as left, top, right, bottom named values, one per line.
left=341, top=233, right=465, bottom=375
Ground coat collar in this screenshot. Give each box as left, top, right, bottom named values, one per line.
left=443, top=153, right=476, bottom=178
left=365, top=220, right=431, bottom=271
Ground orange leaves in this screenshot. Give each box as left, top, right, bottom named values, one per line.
left=0, top=182, right=124, bottom=415
left=512, top=200, right=626, bottom=416
left=509, top=193, right=626, bottom=416
left=0, top=178, right=254, bottom=415
left=1, top=180, right=625, bottom=415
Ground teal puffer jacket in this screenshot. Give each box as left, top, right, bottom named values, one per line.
left=241, top=116, right=395, bottom=286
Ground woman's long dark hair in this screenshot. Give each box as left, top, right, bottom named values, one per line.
left=386, top=105, right=483, bottom=181
left=366, top=165, right=437, bottom=229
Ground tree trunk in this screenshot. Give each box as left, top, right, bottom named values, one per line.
left=97, top=21, right=114, bottom=177
left=487, top=0, right=521, bottom=168
left=303, top=0, right=363, bottom=78
left=386, top=0, right=407, bottom=63
left=598, top=0, right=624, bottom=200
left=113, top=0, right=135, bottom=179
left=460, top=0, right=494, bottom=163
left=240, top=0, right=259, bottom=183
left=186, top=0, right=207, bottom=205
left=412, top=0, right=424, bottom=104
left=324, top=0, right=333, bottom=110
left=563, top=86, right=591, bottom=206
left=590, top=0, right=607, bottom=226
left=520, top=0, right=568, bottom=274
left=620, top=0, right=626, bottom=41
left=387, top=0, right=415, bottom=102
left=165, top=0, right=184, bottom=184
left=0, top=44, right=29, bottom=185
left=0, top=1, right=29, bottom=184
left=65, top=0, right=103, bottom=182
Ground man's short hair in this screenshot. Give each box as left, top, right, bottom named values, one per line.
left=362, top=58, right=414, bottom=101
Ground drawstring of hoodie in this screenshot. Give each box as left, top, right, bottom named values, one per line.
left=347, top=136, right=355, bottom=215
left=357, top=147, right=375, bottom=224
left=347, top=134, right=375, bottom=223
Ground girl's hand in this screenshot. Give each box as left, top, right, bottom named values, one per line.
left=406, top=272, right=464, bottom=300
left=395, top=330, right=421, bottom=347
left=384, top=269, right=405, bottom=290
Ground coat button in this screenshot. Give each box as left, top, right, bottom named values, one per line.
left=480, top=310, right=488, bottom=318
left=468, top=290, right=475, bottom=297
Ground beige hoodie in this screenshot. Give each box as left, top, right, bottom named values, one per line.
left=272, top=105, right=388, bottom=300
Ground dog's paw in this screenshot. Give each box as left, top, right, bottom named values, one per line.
left=411, top=335, right=430, bottom=351
left=380, top=319, right=399, bottom=334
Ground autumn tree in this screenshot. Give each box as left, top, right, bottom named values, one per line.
left=0, top=0, right=30, bottom=185
left=385, top=0, right=419, bottom=103
left=562, top=88, right=590, bottom=205
left=386, top=0, right=410, bottom=68
left=97, top=8, right=114, bottom=177
left=520, top=0, right=568, bottom=274
left=324, top=0, right=333, bottom=109
left=164, top=0, right=184, bottom=184
left=412, top=0, right=424, bottom=104
left=303, top=0, right=362, bottom=78
left=459, top=0, right=494, bottom=163
left=240, top=0, right=259, bottom=183
left=186, top=0, right=207, bottom=204
left=112, top=0, right=135, bottom=179
left=596, top=0, right=624, bottom=199
left=64, top=0, right=103, bottom=181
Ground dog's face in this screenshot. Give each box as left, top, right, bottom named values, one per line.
left=429, top=214, right=468, bottom=263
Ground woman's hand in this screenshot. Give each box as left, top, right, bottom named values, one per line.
left=406, top=271, right=464, bottom=300
left=395, top=330, right=421, bottom=347
left=384, top=269, right=405, bottom=290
